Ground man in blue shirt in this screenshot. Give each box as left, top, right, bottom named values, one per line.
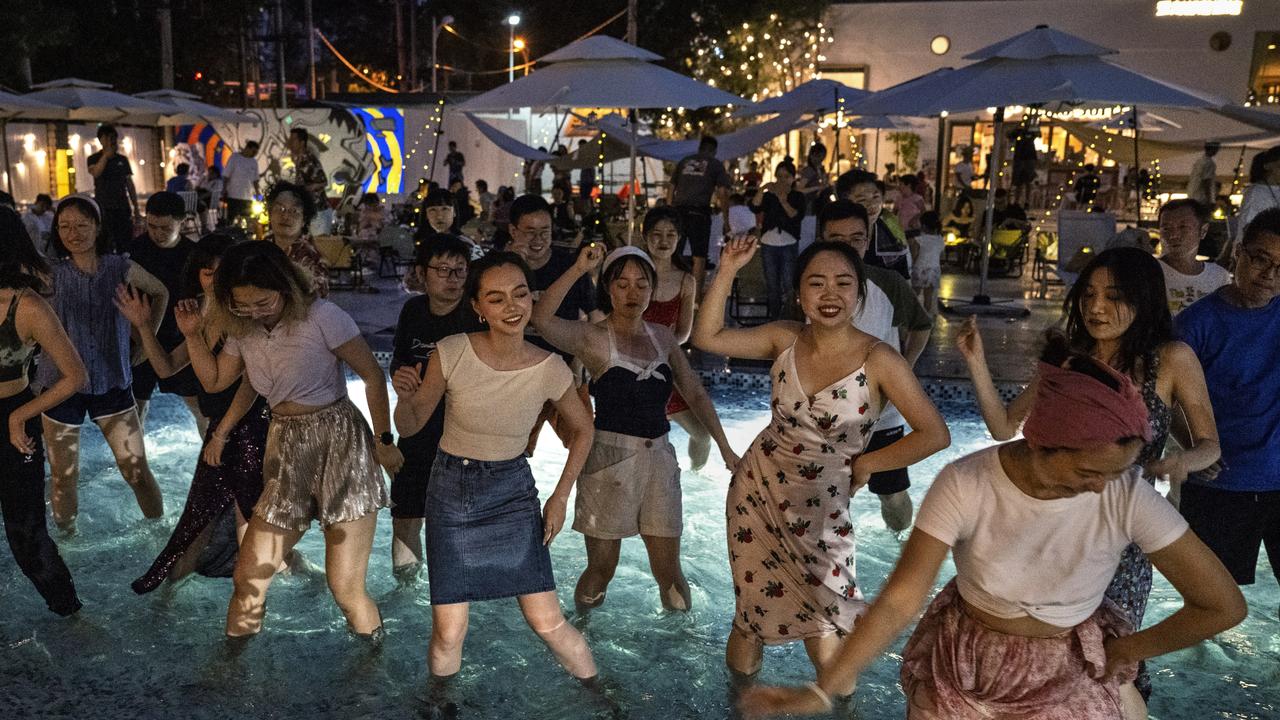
left=1178, top=207, right=1280, bottom=588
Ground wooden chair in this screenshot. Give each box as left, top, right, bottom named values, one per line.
left=313, top=234, right=359, bottom=290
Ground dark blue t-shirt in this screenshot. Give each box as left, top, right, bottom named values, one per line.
left=1178, top=289, right=1280, bottom=492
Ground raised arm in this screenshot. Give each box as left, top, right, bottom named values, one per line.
left=740, top=529, right=952, bottom=717
left=8, top=294, right=87, bottom=454
left=529, top=242, right=608, bottom=364
left=1104, top=531, right=1246, bottom=679
left=541, top=382, right=595, bottom=546
left=125, top=262, right=168, bottom=335
left=667, top=329, right=738, bottom=469
left=333, top=334, right=403, bottom=476
left=672, top=272, right=697, bottom=344
left=956, top=315, right=1034, bottom=441
left=114, top=285, right=190, bottom=378
left=853, top=345, right=951, bottom=489
left=690, top=235, right=796, bottom=360
left=393, top=351, right=446, bottom=437
left=183, top=314, right=244, bottom=393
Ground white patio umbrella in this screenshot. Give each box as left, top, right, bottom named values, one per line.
left=848, top=25, right=1226, bottom=315
left=25, top=78, right=178, bottom=124
left=740, top=78, right=870, bottom=117
left=135, top=89, right=260, bottom=125
left=455, top=35, right=746, bottom=241
left=0, top=91, right=69, bottom=195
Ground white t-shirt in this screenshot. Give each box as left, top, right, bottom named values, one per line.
left=854, top=272, right=903, bottom=429
left=223, top=153, right=260, bottom=201
left=1160, top=259, right=1231, bottom=316
left=913, top=233, right=945, bottom=272
left=914, top=445, right=1188, bottom=628
left=224, top=299, right=359, bottom=408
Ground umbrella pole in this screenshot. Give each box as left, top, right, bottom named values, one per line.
left=975, top=106, right=1004, bottom=303
left=1132, top=106, right=1141, bottom=222
left=1, top=119, right=12, bottom=196
left=627, top=108, right=637, bottom=245
left=874, top=128, right=881, bottom=173
left=934, top=115, right=946, bottom=211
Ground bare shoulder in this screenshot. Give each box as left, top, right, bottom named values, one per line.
left=1158, top=340, right=1199, bottom=370
left=13, top=289, right=58, bottom=335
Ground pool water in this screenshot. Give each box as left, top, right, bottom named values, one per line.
left=1, top=384, right=1277, bottom=719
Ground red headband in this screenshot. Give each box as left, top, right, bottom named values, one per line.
left=1021, top=360, right=1152, bottom=451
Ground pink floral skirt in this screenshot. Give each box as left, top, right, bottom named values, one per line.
left=900, top=580, right=1137, bottom=720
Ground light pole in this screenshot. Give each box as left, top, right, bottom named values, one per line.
left=432, top=15, right=454, bottom=93
left=507, top=14, right=521, bottom=83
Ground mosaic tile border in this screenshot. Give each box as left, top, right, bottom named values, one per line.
left=372, top=351, right=1025, bottom=405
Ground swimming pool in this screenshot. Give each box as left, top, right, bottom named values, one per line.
left=1, top=383, right=1276, bottom=719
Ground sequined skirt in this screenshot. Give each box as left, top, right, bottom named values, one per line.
left=256, top=397, right=389, bottom=531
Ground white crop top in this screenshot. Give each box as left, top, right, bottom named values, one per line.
left=224, top=299, right=360, bottom=408
left=436, top=333, right=574, bottom=461
left=914, top=445, right=1188, bottom=627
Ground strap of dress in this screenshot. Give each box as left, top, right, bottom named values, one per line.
left=3, top=289, right=22, bottom=323
left=1142, top=350, right=1160, bottom=394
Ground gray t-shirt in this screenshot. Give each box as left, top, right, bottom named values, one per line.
left=671, top=152, right=731, bottom=208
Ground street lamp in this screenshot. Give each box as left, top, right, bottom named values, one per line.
left=513, top=37, right=529, bottom=76
left=507, top=14, right=521, bottom=83
left=432, top=14, right=454, bottom=93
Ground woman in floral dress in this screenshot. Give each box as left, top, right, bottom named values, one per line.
left=692, top=237, right=950, bottom=688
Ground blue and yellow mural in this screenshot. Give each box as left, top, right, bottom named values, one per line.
left=175, top=106, right=407, bottom=196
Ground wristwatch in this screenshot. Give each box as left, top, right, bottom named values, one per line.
left=379, top=431, right=395, bottom=446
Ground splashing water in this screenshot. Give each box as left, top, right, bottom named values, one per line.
left=0, top=384, right=1276, bottom=719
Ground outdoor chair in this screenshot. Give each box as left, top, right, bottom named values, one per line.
left=377, top=225, right=416, bottom=278
left=728, top=251, right=769, bottom=327
left=1032, top=230, right=1062, bottom=297
left=986, top=228, right=1028, bottom=277
left=313, top=234, right=359, bottom=290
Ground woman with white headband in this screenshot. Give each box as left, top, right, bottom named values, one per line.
left=533, top=243, right=738, bottom=613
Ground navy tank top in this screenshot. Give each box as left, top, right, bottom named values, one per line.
left=589, top=323, right=673, bottom=439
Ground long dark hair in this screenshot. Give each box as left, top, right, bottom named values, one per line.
left=0, top=207, right=50, bottom=292
left=180, top=232, right=237, bottom=300
left=49, top=196, right=111, bottom=258
left=1063, top=246, right=1173, bottom=376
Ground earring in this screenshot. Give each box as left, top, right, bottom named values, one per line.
left=479, top=315, right=487, bottom=324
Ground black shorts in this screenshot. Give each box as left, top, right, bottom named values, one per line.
left=1180, top=483, right=1280, bottom=586
left=43, top=386, right=135, bottom=426
left=131, top=361, right=202, bottom=401
left=865, top=425, right=910, bottom=495
left=389, top=431, right=442, bottom=519
left=676, top=206, right=713, bottom=260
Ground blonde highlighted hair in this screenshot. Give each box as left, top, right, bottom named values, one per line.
left=209, top=240, right=316, bottom=337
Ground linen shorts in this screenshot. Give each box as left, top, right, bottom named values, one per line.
left=573, top=430, right=682, bottom=539
left=255, top=397, right=389, bottom=532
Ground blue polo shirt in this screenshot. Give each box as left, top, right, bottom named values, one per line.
left=1177, top=289, right=1280, bottom=492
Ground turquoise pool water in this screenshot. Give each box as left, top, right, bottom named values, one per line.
left=1, top=383, right=1276, bottom=719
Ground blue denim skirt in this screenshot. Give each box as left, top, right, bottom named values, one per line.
left=424, top=450, right=556, bottom=604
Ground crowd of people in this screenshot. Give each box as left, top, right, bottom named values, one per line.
left=1, top=123, right=1277, bottom=719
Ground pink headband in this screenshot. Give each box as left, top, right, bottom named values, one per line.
left=1021, top=360, right=1152, bottom=451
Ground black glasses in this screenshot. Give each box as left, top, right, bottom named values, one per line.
left=426, top=264, right=467, bottom=280
left=1243, top=248, right=1280, bottom=276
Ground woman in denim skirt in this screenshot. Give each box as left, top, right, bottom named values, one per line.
left=394, top=251, right=598, bottom=690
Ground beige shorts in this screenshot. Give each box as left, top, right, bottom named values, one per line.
left=573, top=430, right=682, bottom=539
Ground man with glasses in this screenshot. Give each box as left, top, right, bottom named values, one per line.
left=387, top=233, right=482, bottom=581
left=1178, top=208, right=1280, bottom=593
left=506, top=194, right=603, bottom=456
left=1157, top=199, right=1231, bottom=315
left=124, top=192, right=204, bottom=432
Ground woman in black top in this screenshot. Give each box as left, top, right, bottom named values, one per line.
left=751, top=161, right=806, bottom=319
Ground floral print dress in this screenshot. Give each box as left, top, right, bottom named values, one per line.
left=727, top=342, right=879, bottom=644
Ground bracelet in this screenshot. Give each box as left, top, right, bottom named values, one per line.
left=805, top=682, right=834, bottom=711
